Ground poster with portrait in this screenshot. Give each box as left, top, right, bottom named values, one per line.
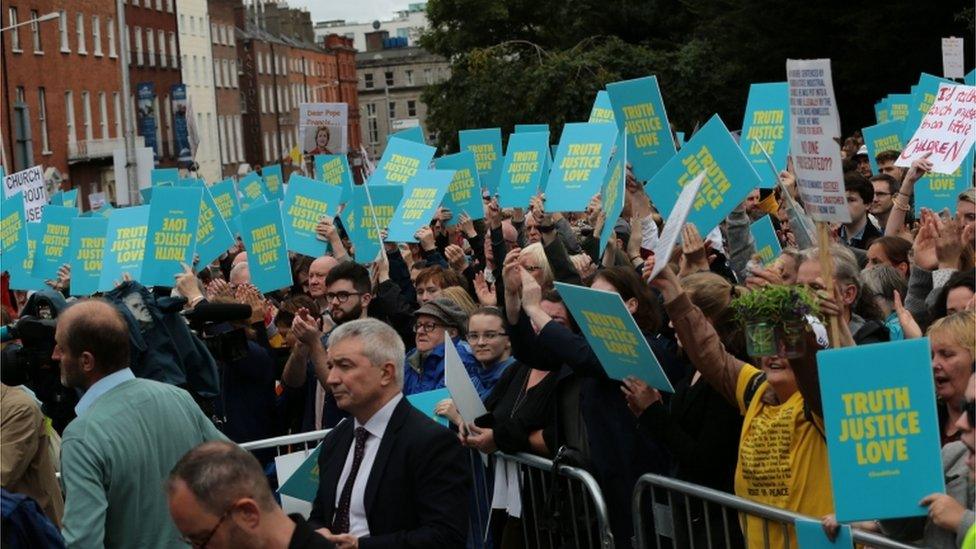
left=299, top=103, right=348, bottom=155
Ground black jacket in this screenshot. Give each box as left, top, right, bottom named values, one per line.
left=308, top=398, right=470, bottom=548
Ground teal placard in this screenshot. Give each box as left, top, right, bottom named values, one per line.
left=49, top=191, right=63, bottom=206
left=277, top=444, right=322, bottom=502
left=901, top=73, right=955, bottom=143
left=515, top=124, right=549, bottom=134
left=281, top=174, right=342, bottom=258
left=875, top=100, right=889, bottom=124
left=749, top=215, right=782, bottom=266
left=887, top=93, right=912, bottom=122
left=98, top=205, right=150, bottom=291
left=915, top=149, right=974, bottom=215
left=588, top=90, right=615, bottom=124
left=62, top=188, right=78, bottom=208
left=740, top=82, right=790, bottom=188
left=151, top=168, right=180, bottom=187
left=497, top=132, right=549, bottom=208
left=818, top=338, right=944, bottom=521
left=862, top=121, right=906, bottom=175
left=68, top=217, right=108, bottom=296
left=9, top=223, right=48, bottom=291
left=544, top=122, right=618, bottom=212
left=795, top=518, right=852, bottom=549
left=598, top=133, right=626, bottom=257
left=30, top=205, right=75, bottom=280
left=261, top=164, right=285, bottom=202
left=142, top=187, right=202, bottom=287
left=1, top=191, right=28, bottom=258
left=139, top=187, right=153, bottom=204
left=460, top=128, right=504, bottom=194
left=240, top=200, right=293, bottom=293
left=342, top=184, right=402, bottom=263
left=314, top=154, right=354, bottom=203
left=392, top=125, right=425, bottom=143
left=554, top=282, right=674, bottom=392
left=210, top=178, right=241, bottom=228
left=433, top=151, right=483, bottom=225
left=606, top=75, right=676, bottom=182
left=646, top=114, right=760, bottom=237
left=406, top=388, right=451, bottom=426
left=195, top=186, right=235, bottom=271
left=386, top=171, right=454, bottom=243
left=368, top=136, right=436, bottom=187
left=967, top=68, right=975, bottom=86
left=238, top=172, right=266, bottom=211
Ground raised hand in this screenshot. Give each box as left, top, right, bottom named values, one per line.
left=444, top=244, right=468, bottom=271
left=473, top=271, right=496, bottom=306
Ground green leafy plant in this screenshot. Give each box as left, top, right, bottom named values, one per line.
left=731, top=285, right=821, bottom=326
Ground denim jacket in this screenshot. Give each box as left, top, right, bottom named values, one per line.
left=404, top=338, right=487, bottom=398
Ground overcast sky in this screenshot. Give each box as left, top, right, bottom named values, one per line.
left=287, top=0, right=417, bottom=25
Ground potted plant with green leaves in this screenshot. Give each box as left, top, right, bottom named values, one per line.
left=731, top=284, right=821, bottom=358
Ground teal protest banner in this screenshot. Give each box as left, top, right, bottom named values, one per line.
left=99, top=205, right=150, bottom=291
left=818, top=338, right=944, bottom=521
left=749, top=215, right=782, bottom=266
left=151, top=167, right=180, bottom=187
left=281, top=174, right=342, bottom=258
left=967, top=68, right=975, bottom=86
left=140, top=187, right=153, bottom=205
left=61, top=188, right=79, bottom=208
left=342, top=184, right=402, bottom=262
left=278, top=444, right=323, bottom=502
left=31, top=205, right=75, bottom=280
left=433, top=151, right=483, bottom=225
left=901, top=73, right=955, bottom=142
left=887, top=93, right=912, bottom=122
left=862, top=121, right=906, bottom=175
left=240, top=201, right=292, bottom=293
left=210, top=178, right=241, bottom=227
left=875, top=100, right=890, bottom=124
left=515, top=124, right=549, bottom=134
left=740, top=82, right=790, bottom=188
left=195, top=186, right=235, bottom=271
left=261, top=164, right=285, bottom=202
left=795, top=518, right=852, bottom=549
left=460, top=128, right=504, bottom=194
left=68, top=217, right=108, bottom=296
left=142, top=186, right=202, bottom=287
left=646, top=114, right=761, bottom=237
left=497, top=132, right=549, bottom=208
left=238, top=172, right=266, bottom=211
left=405, top=388, right=450, bottom=427
left=544, top=122, right=618, bottom=212
left=393, top=125, right=425, bottom=143
left=588, top=90, right=615, bottom=124
left=368, top=136, right=436, bottom=187
left=915, top=149, right=974, bottom=215
left=314, top=154, right=354, bottom=203
left=386, top=171, right=454, bottom=242
left=554, top=281, right=674, bottom=392
left=1, top=191, right=28, bottom=258
left=598, top=132, right=626, bottom=257
left=9, top=223, right=48, bottom=291
left=606, top=75, right=676, bottom=182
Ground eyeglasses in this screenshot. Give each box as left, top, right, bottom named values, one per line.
left=325, top=291, right=361, bottom=303
left=413, top=321, right=444, bottom=334
left=467, top=331, right=508, bottom=343
left=183, top=505, right=233, bottom=548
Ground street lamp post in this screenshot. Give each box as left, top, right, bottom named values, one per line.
left=115, top=0, right=139, bottom=205
left=0, top=11, right=58, bottom=33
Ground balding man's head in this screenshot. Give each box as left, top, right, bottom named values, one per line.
left=308, top=256, right=338, bottom=298
left=232, top=251, right=248, bottom=266
left=229, top=262, right=251, bottom=287
left=53, top=299, right=130, bottom=389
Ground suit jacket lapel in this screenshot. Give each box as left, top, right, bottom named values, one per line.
left=363, top=397, right=410, bottom=512
left=320, top=419, right=354, bottom=523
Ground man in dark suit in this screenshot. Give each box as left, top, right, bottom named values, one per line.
left=309, top=318, right=470, bottom=548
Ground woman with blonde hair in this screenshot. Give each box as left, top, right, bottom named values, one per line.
left=928, top=311, right=976, bottom=445
left=440, top=285, right=479, bottom=316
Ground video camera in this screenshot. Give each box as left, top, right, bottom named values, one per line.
left=183, top=302, right=253, bottom=364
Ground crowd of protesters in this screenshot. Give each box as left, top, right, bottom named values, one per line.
left=1, top=128, right=974, bottom=549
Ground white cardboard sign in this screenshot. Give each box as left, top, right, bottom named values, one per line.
left=896, top=84, right=976, bottom=175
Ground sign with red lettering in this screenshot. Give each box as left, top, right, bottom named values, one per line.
left=896, top=84, right=976, bottom=175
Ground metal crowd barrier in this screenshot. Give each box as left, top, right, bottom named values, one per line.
left=240, top=429, right=330, bottom=455
left=632, top=474, right=919, bottom=549
left=498, top=452, right=615, bottom=549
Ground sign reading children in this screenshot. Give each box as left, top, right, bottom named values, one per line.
left=818, top=338, right=944, bottom=521
left=386, top=171, right=453, bottom=242
left=142, top=186, right=202, bottom=287
left=896, top=83, right=976, bottom=175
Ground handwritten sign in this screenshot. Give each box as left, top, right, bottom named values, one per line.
left=460, top=128, right=504, bottom=194
left=606, top=75, right=676, bottom=182
left=240, top=201, right=292, bottom=293
left=787, top=58, right=850, bottom=223
left=818, top=338, right=944, bottom=521
left=30, top=205, right=75, bottom=280
left=281, top=174, right=342, bottom=258
left=368, top=136, right=436, bottom=187
left=544, top=122, right=618, bottom=212
left=741, top=82, right=790, bottom=188
left=434, top=151, right=483, bottom=225
left=314, top=154, right=354, bottom=203
left=142, top=186, right=202, bottom=287
left=386, top=171, right=453, bottom=243
left=942, top=37, right=965, bottom=79
left=68, top=217, right=108, bottom=296
left=99, top=205, right=150, bottom=291
left=497, top=132, right=549, bottom=208
left=3, top=166, right=47, bottom=223
left=896, top=83, right=976, bottom=174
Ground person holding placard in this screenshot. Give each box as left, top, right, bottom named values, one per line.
left=839, top=173, right=883, bottom=251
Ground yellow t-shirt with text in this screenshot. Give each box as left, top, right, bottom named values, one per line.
left=733, top=364, right=834, bottom=548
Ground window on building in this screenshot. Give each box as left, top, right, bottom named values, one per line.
left=166, top=0, right=174, bottom=12
left=134, top=26, right=143, bottom=64
left=38, top=88, right=51, bottom=153
left=81, top=91, right=93, bottom=141
left=157, top=29, right=166, bottom=67
left=234, top=116, right=243, bottom=162
left=405, top=70, right=413, bottom=86
left=388, top=101, right=396, bottom=119
left=263, top=133, right=270, bottom=162
left=113, top=92, right=122, bottom=138
left=256, top=53, right=263, bottom=74
left=211, top=23, right=217, bottom=43
left=76, top=13, right=86, bottom=54
left=385, top=71, right=394, bottom=87
left=146, top=28, right=155, bottom=66
left=59, top=11, right=69, bottom=52
left=214, top=60, right=223, bottom=87
left=424, top=68, right=432, bottom=84
left=8, top=8, right=21, bottom=51
left=231, top=60, right=238, bottom=87
left=218, top=116, right=226, bottom=164
left=107, top=17, right=116, bottom=57
left=168, top=32, right=176, bottom=67
left=224, top=59, right=232, bottom=88
left=407, top=100, right=417, bottom=117
left=367, top=103, right=378, bottom=144
left=364, top=73, right=374, bottom=89
left=30, top=10, right=42, bottom=53
left=160, top=96, right=169, bottom=157
left=155, top=0, right=163, bottom=11
left=92, top=15, right=102, bottom=55
left=99, top=92, right=108, bottom=139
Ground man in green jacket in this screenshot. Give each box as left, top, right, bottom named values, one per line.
left=55, top=299, right=225, bottom=548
